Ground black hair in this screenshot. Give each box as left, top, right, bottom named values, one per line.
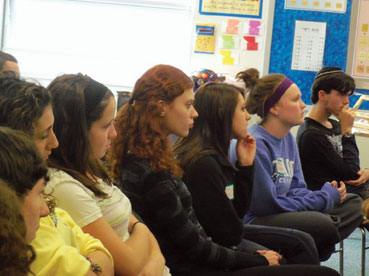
left=311, top=67, right=355, bottom=104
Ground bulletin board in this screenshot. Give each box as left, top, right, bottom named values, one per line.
left=351, top=0, right=369, bottom=78
left=346, top=0, right=369, bottom=110
left=190, top=0, right=275, bottom=79
left=268, top=0, right=363, bottom=106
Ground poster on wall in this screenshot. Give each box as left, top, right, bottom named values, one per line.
left=352, top=0, right=369, bottom=78
left=219, top=49, right=239, bottom=65
left=199, top=0, right=263, bottom=19
left=194, top=24, right=216, bottom=54
left=285, top=0, right=346, bottom=13
left=291, top=20, right=326, bottom=72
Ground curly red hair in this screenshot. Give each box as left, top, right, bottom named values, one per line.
left=109, top=64, right=193, bottom=179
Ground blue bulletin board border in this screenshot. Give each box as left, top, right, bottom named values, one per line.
left=269, top=0, right=369, bottom=108
left=199, top=0, right=263, bottom=19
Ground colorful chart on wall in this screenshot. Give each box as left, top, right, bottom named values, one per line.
left=285, top=0, right=347, bottom=13
left=194, top=24, right=216, bottom=54
left=199, top=0, right=263, bottom=19
left=352, top=0, right=369, bottom=78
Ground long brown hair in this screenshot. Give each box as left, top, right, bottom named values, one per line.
left=174, top=83, right=244, bottom=170
left=48, top=73, right=114, bottom=197
left=109, top=64, right=193, bottom=179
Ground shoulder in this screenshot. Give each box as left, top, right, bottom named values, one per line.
left=47, top=168, right=81, bottom=186
left=249, top=124, right=263, bottom=138
left=249, top=125, right=268, bottom=147
left=297, top=119, right=327, bottom=142
left=53, top=207, right=74, bottom=222
left=121, top=154, right=153, bottom=180
left=46, top=168, right=94, bottom=197
left=191, top=153, right=220, bottom=169
left=121, top=154, right=175, bottom=195
left=48, top=168, right=75, bottom=181
left=186, top=153, right=225, bottom=180
left=36, top=208, right=73, bottom=232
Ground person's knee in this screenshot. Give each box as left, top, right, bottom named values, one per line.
left=297, top=212, right=338, bottom=235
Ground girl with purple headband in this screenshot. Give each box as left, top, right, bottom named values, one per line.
left=230, top=68, right=363, bottom=262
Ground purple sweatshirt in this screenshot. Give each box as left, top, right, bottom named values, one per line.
left=231, top=125, right=341, bottom=224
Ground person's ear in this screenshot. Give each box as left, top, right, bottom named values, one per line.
left=318, top=90, right=327, bottom=101
left=269, top=105, right=279, bottom=116
left=157, top=100, right=167, bottom=117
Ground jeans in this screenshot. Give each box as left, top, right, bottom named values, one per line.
left=186, top=264, right=339, bottom=276
left=242, top=224, right=320, bottom=264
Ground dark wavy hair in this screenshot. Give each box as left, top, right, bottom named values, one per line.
left=48, top=73, right=114, bottom=197
left=311, top=67, right=355, bottom=104
left=0, top=51, right=18, bottom=71
left=0, top=72, right=51, bottom=137
left=109, top=64, right=194, bottom=179
left=0, top=181, right=36, bottom=276
left=0, top=127, right=48, bottom=198
left=174, top=82, right=244, bottom=170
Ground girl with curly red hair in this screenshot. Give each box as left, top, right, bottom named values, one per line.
left=109, top=64, right=339, bottom=276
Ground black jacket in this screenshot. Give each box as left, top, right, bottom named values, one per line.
left=183, top=153, right=254, bottom=247
left=297, top=117, right=360, bottom=191
left=119, top=154, right=267, bottom=275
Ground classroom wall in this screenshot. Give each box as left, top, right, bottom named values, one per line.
left=1, top=1, right=368, bottom=168
left=268, top=0, right=369, bottom=107
left=190, top=0, right=275, bottom=77
left=267, top=0, right=369, bottom=169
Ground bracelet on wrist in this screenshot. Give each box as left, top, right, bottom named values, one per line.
left=131, top=221, right=143, bottom=233
left=85, top=256, right=102, bottom=273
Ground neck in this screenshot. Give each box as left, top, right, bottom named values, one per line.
left=306, top=103, right=331, bottom=126
left=261, top=117, right=291, bottom=139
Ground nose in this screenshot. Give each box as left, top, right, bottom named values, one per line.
left=343, top=95, right=350, bottom=105
left=300, top=99, right=306, bottom=109
left=245, top=110, right=251, bottom=121
left=191, top=106, right=198, bottom=119
left=49, top=129, right=59, bottom=149
left=109, top=123, right=117, bottom=139
left=40, top=199, right=50, bottom=217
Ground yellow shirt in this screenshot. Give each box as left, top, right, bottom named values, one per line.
left=30, top=208, right=113, bottom=276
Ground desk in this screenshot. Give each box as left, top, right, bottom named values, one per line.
left=354, top=111, right=369, bottom=138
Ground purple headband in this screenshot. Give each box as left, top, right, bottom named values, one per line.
left=262, top=78, right=294, bottom=117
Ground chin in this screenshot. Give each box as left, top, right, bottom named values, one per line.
left=175, top=130, right=189, bottom=138
left=25, top=232, right=36, bottom=243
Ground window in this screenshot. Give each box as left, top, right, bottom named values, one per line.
left=2, top=0, right=194, bottom=89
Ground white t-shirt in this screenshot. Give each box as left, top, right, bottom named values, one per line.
left=46, top=168, right=171, bottom=276
left=46, top=168, right=131, bottom=241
